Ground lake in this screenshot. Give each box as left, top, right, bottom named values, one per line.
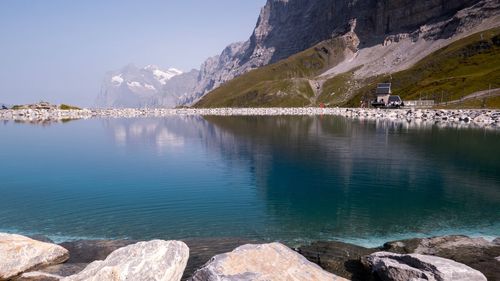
left=0, top=116, right=499, bottom=246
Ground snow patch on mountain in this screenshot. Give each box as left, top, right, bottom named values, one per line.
left=111, top=75, right=124, bottom=85
left=127, top=81, right=142, bottom=88
left=144, top=65, right=183, bottom=85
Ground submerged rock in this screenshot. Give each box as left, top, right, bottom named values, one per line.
left=383, top=235, right=500, bottom=280
left=189, top=242, right=348, bottom=281
left=362, top=251, right=487, bottom=281
left=62, top=240, right=188, bottom=281
left=297, top=241, right=376, bottom=280
left=58, top=240, right=138, bottom=264
left=0, top=233, right=69, bottom=280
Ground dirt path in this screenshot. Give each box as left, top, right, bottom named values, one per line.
left=308, top=79, right=326, bottom=105
left=436, top=88, right=500, bottom=105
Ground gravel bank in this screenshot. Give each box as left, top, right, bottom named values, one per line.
left=1, top=108, right=499, bottom=128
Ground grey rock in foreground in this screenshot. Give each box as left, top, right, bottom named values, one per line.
left=0, top=233, right=69, bottom=280
left=62, top=240, right=189, bottom=281
left=189, top=242, right=348, bottom=281
left=362, top=251, right=487, bottom=281
left=383, top=235, right=500, bottom=280
left=297, top=241, right=376, bottom=280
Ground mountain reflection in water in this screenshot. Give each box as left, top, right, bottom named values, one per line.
left=0, top=116, right=498, bottom=245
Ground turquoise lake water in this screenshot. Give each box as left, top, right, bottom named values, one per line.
left=0, top=116, right=499, bottom=246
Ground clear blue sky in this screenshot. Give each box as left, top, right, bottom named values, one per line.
left=0, top=0, right=266, bottom=106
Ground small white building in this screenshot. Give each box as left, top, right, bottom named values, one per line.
left=375, top=83, right=392, bottom=104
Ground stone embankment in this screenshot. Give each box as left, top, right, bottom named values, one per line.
left=1, top=233, right=498, bottom=281
left=1, top=108, right=499, bottom=128
left=0, top=109, right=94, bottom=123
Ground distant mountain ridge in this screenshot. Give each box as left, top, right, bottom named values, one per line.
left=97, top=0, right=498, bottom=108
left=96, top=64, right=198, bottom=108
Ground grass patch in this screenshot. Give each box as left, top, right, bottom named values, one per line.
left=59, top=104, right=81, bottom=110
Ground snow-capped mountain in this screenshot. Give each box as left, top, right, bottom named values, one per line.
left=96, top=64, right=188, bottom=108
left=144, top=65, right=183, bottom=85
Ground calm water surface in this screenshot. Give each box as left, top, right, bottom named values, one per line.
left=0, top=116, right=499, bottom=246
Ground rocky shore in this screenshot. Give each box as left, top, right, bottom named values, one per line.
left=1, top=108, right=499, bottom=128
left=1, top=233, right=498, bottom=281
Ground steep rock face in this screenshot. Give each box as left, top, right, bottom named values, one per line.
left=243, top=0, right=479, bottom=64
left=182, top=42, right=249, bottom=105
left=189, top=0, right=481, bottom=104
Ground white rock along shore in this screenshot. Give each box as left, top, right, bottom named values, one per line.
left=1, top=107, right=499, bottom=128
left=1, top=233, right=498, bottom=281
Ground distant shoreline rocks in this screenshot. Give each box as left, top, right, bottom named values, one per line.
left=1, top=107, right=499, bottom=129
left=1, top=233, right=498, bottom=281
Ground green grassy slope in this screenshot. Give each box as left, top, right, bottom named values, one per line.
left=195, top=36, right=356, bottom=108
left=439, top=95, right=500, bottom=109
left=343, top=27, right=500, bottom=107
left=196, top=27, right=500, bottom=108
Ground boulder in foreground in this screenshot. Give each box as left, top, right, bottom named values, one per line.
left=0, top=233, right=69, bottom=280
left=297, top=240, right=376, bottom=280
left=62, top=240, right=189, bottom=281
left=362, top=251, right=487, bottom=281
left=383, top=235, right=500, bottom=280
left=189, top=242, right=348, bottom=281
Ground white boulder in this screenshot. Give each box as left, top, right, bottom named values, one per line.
left=0, top=233, right=69, bottom=280
left=189, top=242, right=348, bottom=281
left=62, top=240, right=189, bottom=281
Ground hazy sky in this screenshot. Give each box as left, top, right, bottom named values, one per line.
left=0, top=0, right=266, bottom=106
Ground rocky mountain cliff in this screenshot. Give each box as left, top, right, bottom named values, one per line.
left=244, top=0, right=480, bottom=62
left=195, top=0, right=499, bottom=108
left=97, top=0, right=496, bottom=108
left=184, top=0, right=489, bottom=105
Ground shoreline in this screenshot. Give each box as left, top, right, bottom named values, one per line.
left=3, top=229, right=499, bottom=249
left=2, top=232, right=498, bottom=281
left=1, top=107, right=499, bottom=128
